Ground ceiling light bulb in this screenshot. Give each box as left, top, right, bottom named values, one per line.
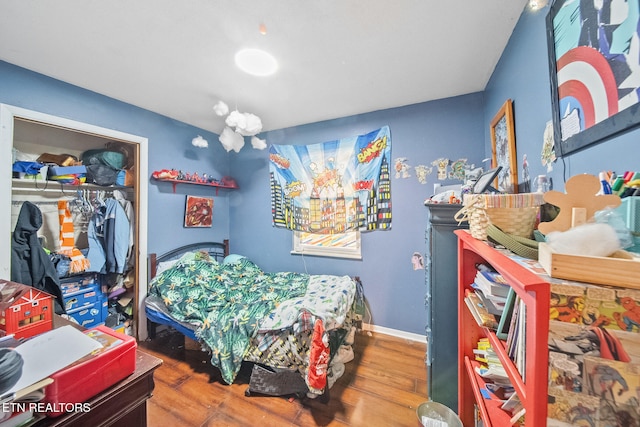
left=529, top=0, right=547, bottom=10
left=235, top=48, right=278, bottom=76
left=259, top=23, right=267, bottom=35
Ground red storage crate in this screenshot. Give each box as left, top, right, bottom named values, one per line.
left=43, top=325, right=137, bottom=417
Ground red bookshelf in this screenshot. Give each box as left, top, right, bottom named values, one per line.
left=455, top=230, right=550, bottom=426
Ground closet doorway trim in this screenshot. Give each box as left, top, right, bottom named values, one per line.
left=0, top=103, right=149, bottom=339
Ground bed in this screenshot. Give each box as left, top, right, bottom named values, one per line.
left=145, top=241, right=364, bottom=398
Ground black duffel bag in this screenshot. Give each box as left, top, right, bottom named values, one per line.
left=86, top=164, right=120, bottom=186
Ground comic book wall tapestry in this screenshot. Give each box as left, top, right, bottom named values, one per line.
left=269, top=126, right=391, bottom=233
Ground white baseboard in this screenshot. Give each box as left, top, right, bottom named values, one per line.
left=361, top=323, right=426, bottom=343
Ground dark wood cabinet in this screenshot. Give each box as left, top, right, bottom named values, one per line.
left=425, top=203, right=466, bottom=411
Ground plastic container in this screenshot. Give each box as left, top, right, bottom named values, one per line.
left=43, top=325, right=137, bottom=417
left=416, top=401, right=462, bottom=427
left=616, top=196, right=640, bottom=253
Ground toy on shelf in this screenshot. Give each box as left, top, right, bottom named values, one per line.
left=538, top=173, right=621, bottom=235
left=151, top=169, right=238, bottom=193
left=152, top=169, right=179, bottom=180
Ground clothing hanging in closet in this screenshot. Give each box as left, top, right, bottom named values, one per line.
left=11, top=201, right=66, bottom=315
left=86, top=197, right=130, bottom=275
left=57, top=200, right=90, bottom=274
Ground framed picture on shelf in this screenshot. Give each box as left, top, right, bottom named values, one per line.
left=546, top=0, right=640, bottom=157
left=490, top=99, right=517, bottom=194
left=184, top=195, right=213, bottom=228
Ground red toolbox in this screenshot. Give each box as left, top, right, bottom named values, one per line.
left=43, top=325, right=137, bottom=417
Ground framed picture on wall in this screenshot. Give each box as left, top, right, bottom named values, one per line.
left=490, top=99, right=518, bottom=194
left=546, top=0, right=640, bottom=157
left=184, top=195, right=213, bottom=228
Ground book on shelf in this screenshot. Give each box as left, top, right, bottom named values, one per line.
left=510, top=407, right=525, bottom=425
left=505, top=297, right=527, bottom=381
left=474, top=265, right=510, bottom=298
left=485, top=382, right=514, bottom=400
left=516, top=299, right=526, bottom=381
left=473, top=338, right=510, bottom=386
left=474, top=362, right=510, bottom=384
left=505, top=293, right=520, bottom=350
left=473, top=339, right=501, bottom=366
left=500, top=391, right=521, bottom=412
left=499, top=392, right=526, bottom=425
left=464, top=290, right=499, bottom=329
left=473, top=348, right=501, bottom=366
left=472, top=287, right=506, bottom=316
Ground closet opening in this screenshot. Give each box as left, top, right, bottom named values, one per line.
left=1, top=103, right=149, bottom=340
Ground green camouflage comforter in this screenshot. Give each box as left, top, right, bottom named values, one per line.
left=148, top=252, right=309, bottom=383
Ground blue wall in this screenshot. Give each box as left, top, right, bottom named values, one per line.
left=229, top=95, right=486, bottom=334
left=0, top=60, right=232, bottom=256
left=2, top=3, right=637, bottom=336
left=485, top=5, right=640, bottom=191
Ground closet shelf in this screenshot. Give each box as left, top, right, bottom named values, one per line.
left=152, top=177, right=238, bottom=195
left=11, top=178, right=133, bottom=194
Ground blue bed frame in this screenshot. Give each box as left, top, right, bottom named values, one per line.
left=146, top=240, right=229, bottom=340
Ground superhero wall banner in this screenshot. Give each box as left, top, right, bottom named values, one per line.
left=269, top=126, right=391, bottom=233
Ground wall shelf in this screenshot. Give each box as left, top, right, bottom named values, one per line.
left=151, top=177, right=238, bottom=195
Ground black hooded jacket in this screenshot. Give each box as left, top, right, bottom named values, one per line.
left=11, top=201, right=66, bottom=314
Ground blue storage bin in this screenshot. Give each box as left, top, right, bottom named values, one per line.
left=66, top=303, right=103, bottom=328
left=63, top=286, right=100, bottom=311
left=60, top=274, right=98, bottom=296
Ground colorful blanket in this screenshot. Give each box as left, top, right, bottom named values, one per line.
left=148, top=252, right=310, bottom=384
left=258, top=274, right=356, bottom=331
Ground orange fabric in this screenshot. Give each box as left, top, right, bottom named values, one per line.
left=58, top=200, right=75, bottom=251
left=58, top=200, right=90, bottom=273
left=308, top=319, right=329, bottom=391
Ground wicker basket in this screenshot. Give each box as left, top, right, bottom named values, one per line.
left=455, top=193, right=545, bottom=240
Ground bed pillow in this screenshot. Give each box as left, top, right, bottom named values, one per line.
left=155, top=250, right=219, bottom=276
left=155, top=259, right=179, bottom=276
left=223, top=253, right=246, bottom=264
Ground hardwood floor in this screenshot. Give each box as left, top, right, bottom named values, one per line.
left=139, top=328, right=428, bottom=426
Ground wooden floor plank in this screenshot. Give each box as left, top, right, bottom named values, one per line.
left=141, top=329, right=429, bottom=426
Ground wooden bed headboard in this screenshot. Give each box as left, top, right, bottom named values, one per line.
left=149, top=239, right=230, bottom=279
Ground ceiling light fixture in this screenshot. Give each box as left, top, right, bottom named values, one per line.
left=235, top=48, right=278, bottom=76
left=528, top=0, right=548, bottom=10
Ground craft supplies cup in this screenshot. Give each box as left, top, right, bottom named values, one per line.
left=455, top=193, right=545, bottom=240
left=416, top=401, right=462, bottom=427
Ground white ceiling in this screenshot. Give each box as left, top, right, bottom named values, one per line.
left=0, top=1, right=529, bottom=134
